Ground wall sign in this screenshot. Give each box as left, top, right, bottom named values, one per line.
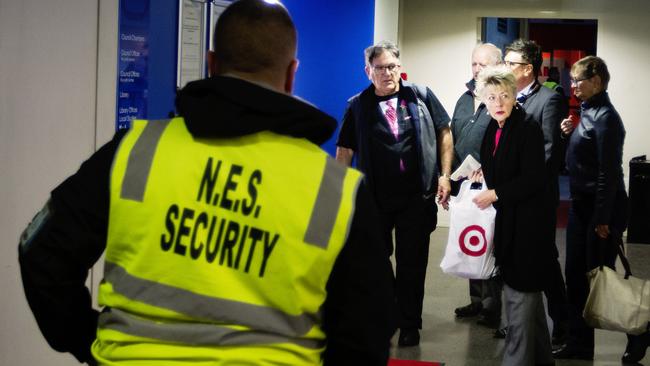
left=177, top=0, right=207, bottom=88
left=116, top=0, right=150, bottom=130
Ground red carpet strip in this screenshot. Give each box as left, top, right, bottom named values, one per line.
left=388, top=358, right=443, bottom=366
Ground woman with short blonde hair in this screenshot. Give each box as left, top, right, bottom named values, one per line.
left=472, top=65, right=555, bottom=365
left=475, top=65, right=516, bottom=102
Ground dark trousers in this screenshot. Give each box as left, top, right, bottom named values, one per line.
left=542, top=205, right=569, bottom=335
left=544, top=256, right=569, bottom=335
left=379, top=195, right=436, bottom=330
left=564, top=193, right=627, bottom=351
left=469, top=277, right=502, bottom=316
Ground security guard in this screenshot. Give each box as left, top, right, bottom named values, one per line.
left=18, top=1, right=394, bottom=365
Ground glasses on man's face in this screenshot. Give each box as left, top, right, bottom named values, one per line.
left=504, top=60, right=529, bottom=68
left=372, top=63, right=401, bottom=74
left=570, top=76, right=591, bottom=85
left=485, top=93, right=513, bottom=104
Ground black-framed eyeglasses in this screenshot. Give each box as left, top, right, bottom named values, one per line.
left=372, top=64, right=401, bottom=73
left=570, top=76, right=592, bottom=85
left=504, top=60, right=530, bottom=67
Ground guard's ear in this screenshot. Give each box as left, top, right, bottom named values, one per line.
left=284, top=58, right=299, bottom=94
left=207, top=51, right=220, bottom=77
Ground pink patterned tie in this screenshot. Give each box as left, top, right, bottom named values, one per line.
left=385, top=100, right=399, bottom=140
left=385, top=100, right=405, bottom=172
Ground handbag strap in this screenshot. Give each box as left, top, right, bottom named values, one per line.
left=616, top=238, right=633, bottom=279
left=599, top=232, right=633, bottom=279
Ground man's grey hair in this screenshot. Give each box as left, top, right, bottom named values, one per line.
left=364, top=41, right=400, bottom=66
left=475, top=65, right=517, bottom=101
left=474, top=42, right=503, bottom=65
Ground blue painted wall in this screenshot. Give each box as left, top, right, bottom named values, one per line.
left=484, top=18, right=520, bottom=54
left=123, top=0, right=375, bottom=156
left=147, top=0, right=178, bottom=119
left=283, top=1, right=375, bottom=155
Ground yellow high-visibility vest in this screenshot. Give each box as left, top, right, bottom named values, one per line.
left=92, top=117, right=362, bottom=365
left=543, top=80, right=560, bottom=92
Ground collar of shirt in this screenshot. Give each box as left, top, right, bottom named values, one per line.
left=581, top=90, right=609, bottom=110
left=517, top=80, right=536, bottom=100
left=378, top=97, right=399, bottom=116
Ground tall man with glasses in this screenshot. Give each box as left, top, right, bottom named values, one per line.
left=450, top=43, right=504, bottom=330
left=336, top=40, right=453, bottom=347
left=502, top=39, right=572, bottom=347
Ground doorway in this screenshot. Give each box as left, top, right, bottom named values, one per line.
left=481, top=17, right=598, bottom=225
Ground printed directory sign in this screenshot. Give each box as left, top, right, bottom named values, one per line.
left=116, top=0, right=150, bottom=130
left=177, top=0, right=207, bottom=88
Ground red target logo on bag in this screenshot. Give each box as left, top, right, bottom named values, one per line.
left=458, top=225, right=487, bottom=257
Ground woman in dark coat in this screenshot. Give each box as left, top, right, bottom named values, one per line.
left=553, top=56, right=644, bottom=363
left=472, top=65, right=555, bottom=366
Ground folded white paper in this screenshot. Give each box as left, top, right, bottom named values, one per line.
left=450, top=155, right=481, bottom=181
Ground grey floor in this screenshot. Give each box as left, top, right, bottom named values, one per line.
left=389, top=226, right=650, bottom=366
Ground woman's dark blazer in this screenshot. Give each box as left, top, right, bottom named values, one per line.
left=480, top=105, right=555, bottom=292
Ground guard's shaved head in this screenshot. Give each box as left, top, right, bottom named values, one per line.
left=212, top=0, right=297, bottom=84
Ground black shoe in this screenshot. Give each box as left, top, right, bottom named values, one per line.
left=454, top=302, right=482, bottom=318
left=398, top=328, right=420, bottom=347
left=493, top=327, right=507, bottom=339
left=476, top=311, right=500, bottom=329
left=552, top=344, right=593, bottom=360
left=622, top=332, right=650, bottom=363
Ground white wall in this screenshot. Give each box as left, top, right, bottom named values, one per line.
left=400, top=0, right=650, bottom=226
left=96, top=1, right=119, bottom=147
left=0, top=0, right=117, bottom=364
left=374, top=0, right=400, bottom=44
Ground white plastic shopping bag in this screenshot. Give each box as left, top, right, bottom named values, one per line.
left=440, top=180, right=497, bottom=279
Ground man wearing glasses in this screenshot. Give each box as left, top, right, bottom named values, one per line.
left=502, top=39, right=571, bottom=349
left=336, top=40, right=453, bottom=347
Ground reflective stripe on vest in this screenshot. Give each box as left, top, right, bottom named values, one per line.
left=103, top=261, right=317, bottom=336
left=99, top=308, right=323, bottom=349
left=304, top=157, right=348, bottom=249
left=96, top=117, right=362, bottom=364
left=120, top=119, right=171, bottom=201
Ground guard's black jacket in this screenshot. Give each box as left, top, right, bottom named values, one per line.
left=19, top=75, right=395, bottom=365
